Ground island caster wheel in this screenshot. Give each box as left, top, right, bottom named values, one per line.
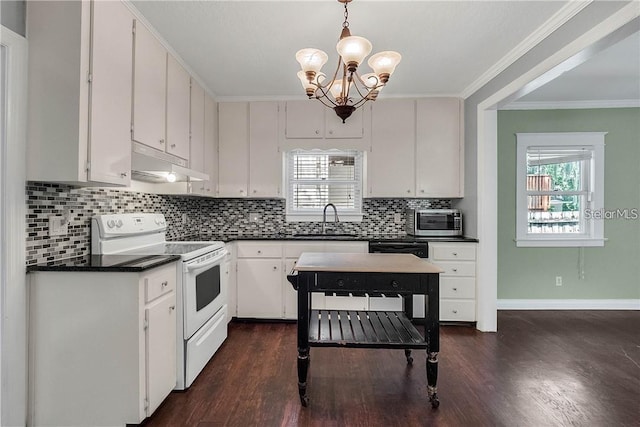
left=429, top=394, right=440, bottom=409
left=300, top=395, right=309, bottom=407
left=404, top=349, right=414, bottom=365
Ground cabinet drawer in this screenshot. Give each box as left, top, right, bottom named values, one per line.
left=284, top=242, right=326, bottom=258
left=144, top=264, right=176, bottom=303
left=440, top=300, right=475, bottom=321
left=435, top=260, right=476, bottom=277
left=322, top=242, right=367, bottom=254
left=440, top=277, right=475, bottom=299
left=431, top=244, right=476, bottom=261
left=237, top=242, right=282, bottom=258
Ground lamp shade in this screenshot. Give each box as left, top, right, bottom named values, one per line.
left=296, top=48, right=329, bottom=74
left=367, top=51, right=402, bottom=77
left=336, top=36, right=372, bottom=67
left=297, top=71, right=325, bottom=91
left=329, top=79, right=351, bottom=100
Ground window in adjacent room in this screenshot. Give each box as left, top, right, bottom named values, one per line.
left=515, top=132, right=606, bottom=247
left=285, top=149, right=363, bottom=221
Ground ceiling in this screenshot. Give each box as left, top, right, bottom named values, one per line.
left=130, top=1, right=639, bottom=105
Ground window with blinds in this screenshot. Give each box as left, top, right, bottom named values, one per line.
left=516, top=133, right=605, bottom=247
left=286, top=149, right=363, bottom=217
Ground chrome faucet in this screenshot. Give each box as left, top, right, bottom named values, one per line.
left=322, top=203, right=339, bottom=234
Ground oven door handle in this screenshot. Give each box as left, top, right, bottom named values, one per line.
left=185, top=252, right=227, bottom=272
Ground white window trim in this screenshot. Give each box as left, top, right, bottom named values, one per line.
left=515, top=132, right=606, bottom=247
left=285, top=149, right=364, bottom=223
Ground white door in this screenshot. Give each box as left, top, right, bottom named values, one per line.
left=189, top=79, right=205, bottom=171
left=325, top=107, right=364, bottom=138
left=200, top=94, right=218, bottom=195
left=237, top=259, right=283, bottom=318
left=285, top=101, right=325, bottom=138
left=166, top=54, right=190, bottom=160
left=218, top=102, right=249, bottom=197
left=416, top=98, right=463, bottom=197
left=132, top=21, right=166, bottom=151
left=369, top=99, right=416, bottom=197
left=88, top=1, right=133, bottom=185
left=249, top=102, right=281, bottom=197
left=145, top=295, right=177, bottom=415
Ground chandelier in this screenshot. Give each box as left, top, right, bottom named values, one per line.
left=295, top=0, right=401, bottom=123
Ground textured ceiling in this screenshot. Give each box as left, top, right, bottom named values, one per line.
left=130, top=0, right=569, bottom=100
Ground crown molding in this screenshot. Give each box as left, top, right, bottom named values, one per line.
left=460, top=1, right=593, bottom=99
left=501, top=99, right=640, bottom=110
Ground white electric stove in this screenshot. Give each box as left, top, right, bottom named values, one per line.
left=92, top=213, right=228, bottom=390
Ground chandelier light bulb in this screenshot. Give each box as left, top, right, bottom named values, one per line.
left=367, top=51, right=402, bottom=83
left=295, top=48, right=329, bottom=77
left=336, top=36, right=372, bottom=72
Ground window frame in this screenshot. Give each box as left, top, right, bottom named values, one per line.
left=515, top=132, right=606, bottom=247
left=284, top=149, right=364, bottom=222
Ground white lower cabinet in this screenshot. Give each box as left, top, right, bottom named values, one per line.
left=234, top=241, right=368, bottom=320
left=413, top=242, right=477, bottom=321
left=28, top=263, right=178, bottom=426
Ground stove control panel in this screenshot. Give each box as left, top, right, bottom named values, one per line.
left=92, top=213, right=166, bottom=237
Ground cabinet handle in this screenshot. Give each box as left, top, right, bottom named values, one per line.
left=161, top=281, right=168, bottom=287
left=171, top=144, right=176, bottom=148
left=452, top=287, right=458, bottom=291
left=407, top=189, right=411, bottom=194
left=120, top=172, right=128, bottom=178
left=328, top=130, right=333, bottom=135
left=452, top=310, right=458, bottom=314
left=257, top=250, right=262, bottom=254
left=452, top=268, right=458, bottom=272
left=169, top=305, right=175, bottom=311
left=452, top=252, right=458, bottom=256
left=159, top=139, right=165, bottom=144
left=253, top=190, right=257, bottom=194
left=272, top=266, right=277, bottom=271
left=420, top=189, right=425, bottom=193
left=315, top=130, right=320, bottom=135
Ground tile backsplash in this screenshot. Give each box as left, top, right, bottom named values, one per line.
left=26, top=182, right=450, bottom=265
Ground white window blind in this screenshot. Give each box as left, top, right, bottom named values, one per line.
left=286, top=149, right=363, bottom=217
left=516, top=133, right=606, bottom=247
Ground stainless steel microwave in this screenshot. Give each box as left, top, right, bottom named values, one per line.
left=405, top=209, right=462, bottom=236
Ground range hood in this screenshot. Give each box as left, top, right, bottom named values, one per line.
left=131, top=142, right=209, bottom=183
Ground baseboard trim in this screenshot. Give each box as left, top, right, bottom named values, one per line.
left=497, top=299, right=640, bottom=310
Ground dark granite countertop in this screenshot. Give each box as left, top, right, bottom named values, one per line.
left=27, top=254, right=181, bottom=272
left=173, top=234, right=478, bottom=243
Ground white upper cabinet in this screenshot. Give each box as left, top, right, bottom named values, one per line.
left=282, top=101, right=369, bottom=148
left=416, top=98, right=464, bottom=198
left=132, top=20, right=167, bottom=152
left=189, top=79, right=206, bottom=172
left=165, top=54, right=191, bottom=160
left=284, top=101, right=325, bottom=138
left=199, top=94, right=218, bottom=196
left=26, top=0, right=133, bottom=186
left=218, top=102, right=250, bottom=197
left=249, top=102, right=281, bottom=197
left=368, top=99, right=416, bottom=197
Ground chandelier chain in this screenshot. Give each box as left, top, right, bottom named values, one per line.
left=343, top=2, right=349, bottom=28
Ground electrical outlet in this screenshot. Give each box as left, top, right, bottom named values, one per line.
left=249, top=212, right=262, bottom=222
left=555, top=276, right=562, bottom=286
left=182, top=213, right=188, bottom=224
left=48, top=215, right=68, bottom=237
left=394, top=213, right=402, bottom=224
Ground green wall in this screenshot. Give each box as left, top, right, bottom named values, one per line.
left=497, top=108, right=640, bottom=300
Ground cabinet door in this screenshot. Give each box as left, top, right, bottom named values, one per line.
left=218, top=102, right=249, bottom=197
left=189, top=79, right=205, bottom=171
left=88, top=0, right=133, bottom=186
left=166, top=55, right=191, bottom=160
left=325, top=107, right=364, bottom=138
left=416, top=98, right=463, bottom=197
left=132, top=21, right=167, bottom=151
left=249, top=102, right=281, bottom=197
left=199, top=94, right=218, bottom=196
left=237, top=259, right=283, bottom=318
left=145, top=294, right=177, bottom=416
left=284, top=101, right=325, bottom=138
left=368, top=99, right=416, bottom=197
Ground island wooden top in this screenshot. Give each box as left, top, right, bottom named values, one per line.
left=293, top=252, right=444, bottom=274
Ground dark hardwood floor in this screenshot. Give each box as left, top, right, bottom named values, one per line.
left=146, top=311, right=640, bottom=427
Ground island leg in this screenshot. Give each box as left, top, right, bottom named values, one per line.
left=403, top=294, right=414, bottom=364
left=296, top=273, right=311, bottom=406
left=425, top=275, right=440, bottom=408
